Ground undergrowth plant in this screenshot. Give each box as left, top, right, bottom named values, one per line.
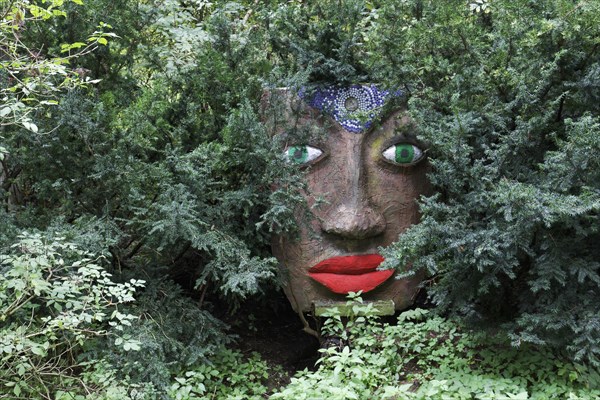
left=0, top=234, right=144, bottom=399
left=272, top=297, right=600, bottom=400
left=92, top=278, right=233, bottom=393
left=168, top=349, right=279, bottom=400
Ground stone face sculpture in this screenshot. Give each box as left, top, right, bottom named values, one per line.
left=265, top=85, right=430, bottom=313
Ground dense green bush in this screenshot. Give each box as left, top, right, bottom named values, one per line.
left=1, top=0, right=599, bottom=397
left=0, top=0, right=115, bottom=133
left=2, top=0, right=294, bottom=302
left=0, top=234, right=144, bottom=399
left=91, top=278, right=232, bottom=392
left=370, top=0, right=600, bottom=365
left=261, top=0, right=600, bottom=367
left=2, top=1, right=300, bottom=397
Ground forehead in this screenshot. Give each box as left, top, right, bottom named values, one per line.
left=300, top=85, right=403, bottom=134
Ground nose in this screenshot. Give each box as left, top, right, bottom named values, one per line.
left=321, top=202, right=386, bottom=239
left=318, top=136, right=386, bottom=240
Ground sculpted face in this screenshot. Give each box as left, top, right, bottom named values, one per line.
left=267, top=85, right=430, bottom=313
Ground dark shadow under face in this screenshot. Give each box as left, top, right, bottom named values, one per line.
left=269, top=90, right=431, bottom=313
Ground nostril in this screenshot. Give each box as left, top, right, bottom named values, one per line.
left=321, top=204, right=386, bottom=240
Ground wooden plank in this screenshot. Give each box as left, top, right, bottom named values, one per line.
left=313, top=300, right=395, bottom=317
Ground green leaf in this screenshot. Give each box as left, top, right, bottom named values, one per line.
left=0, top=107, right=12, bottom=117
left=30, top=345, right=46, bottom=356
left=22, top=121, right=39, bottom=133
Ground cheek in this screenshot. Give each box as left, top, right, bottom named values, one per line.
left=305, top=160, right=343, bottom=189
left=302, top=163, right=347, bottom=212
left=369, top=168, right=429, bottom=228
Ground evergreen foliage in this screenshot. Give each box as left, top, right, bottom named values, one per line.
left=264, top=0, right=600, bottom=368
left=1, top=0, right=599, bottom=397
left=370, top=0, right=600, bottom=365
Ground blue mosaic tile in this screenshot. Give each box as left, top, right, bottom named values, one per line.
left=300, top=85, right=403, bottom=133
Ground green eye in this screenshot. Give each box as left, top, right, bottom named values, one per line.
left=382, top=143, right=424, bottom=165
left=284, top=145, right=323, bottom=164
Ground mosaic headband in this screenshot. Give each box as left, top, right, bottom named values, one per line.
left=300, top=85, right=403, bottom=133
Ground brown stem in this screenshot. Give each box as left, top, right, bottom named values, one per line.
left=287, top=287, right=319, bottom=339
left=0, top=0, right=16, bottom=21
left=198, top=282, right=208, bottom=309
left=125, top=239, right=145, bottom=260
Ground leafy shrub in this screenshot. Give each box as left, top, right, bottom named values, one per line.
left=92, top=279, right=232, bottom=392
left=370, top=0, right=600, bottom=366
left=168, top=348, right=278, bottom=400
left=272, top=298, right=600, bottom=399
left=0, top=0, right=114, bottom=133
left=1, top=0, right=291, bottom=309
left=0, top=233, right=144, bottom=399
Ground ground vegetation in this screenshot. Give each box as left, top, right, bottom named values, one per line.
left=1, top=0, right=598, bottom=398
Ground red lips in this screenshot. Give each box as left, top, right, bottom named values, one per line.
left=308, top=254, right=394, bottom=294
